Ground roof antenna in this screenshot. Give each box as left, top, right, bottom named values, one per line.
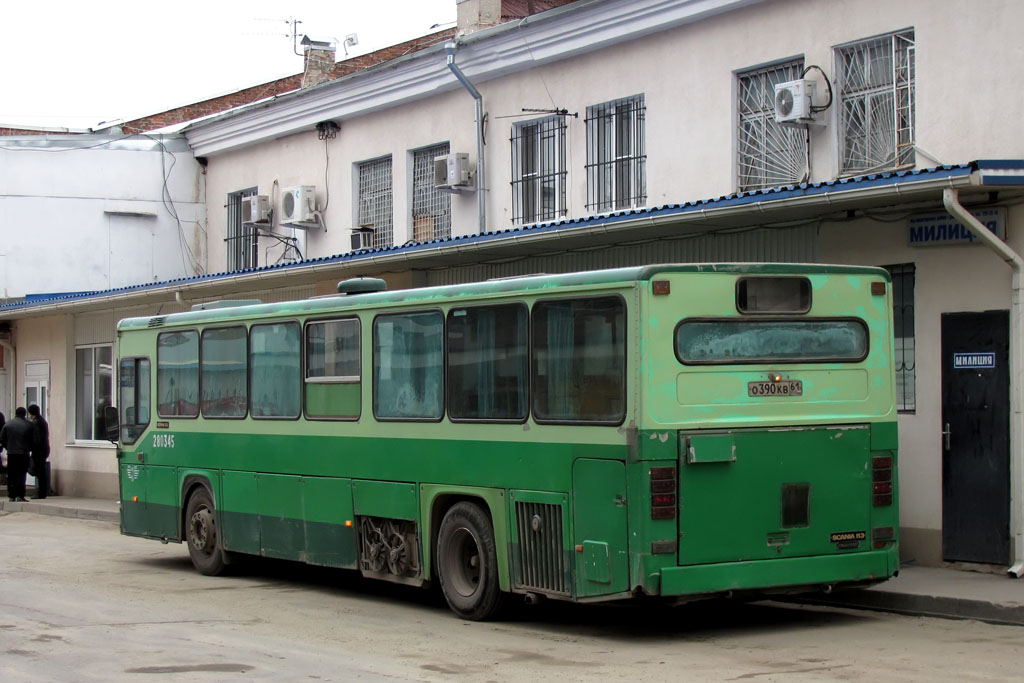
left=290, top=17, right=304, bottom=56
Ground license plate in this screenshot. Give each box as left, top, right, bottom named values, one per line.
left=748, top=380, right=803, bottom=397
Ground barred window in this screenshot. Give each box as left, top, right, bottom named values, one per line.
left=511, top=115, right=566, bottom=224
left=357, top=156, right=394, bottom=248
left=412, top=143, right=451, bottom=241
left=586, top=95, right=646, bottom=211
left=885, top=263, right=916, bottom=412
left=837, top=30, right=915, bottom=174
left=226, top=187, right=258, bottom=270
left=737, top=61, right=807, bottom=191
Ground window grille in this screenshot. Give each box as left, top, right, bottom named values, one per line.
left=737, top=61, right=807, bottom=191
left=226, top=187, right=258, bottom=270
left=586, top=95, right=646, bottom=211
left=511, top=115, right=567, bottom=224
left=885, top=263, right=916, bottom=412
left=357, top=156, right=394, bottom=248
left=837, top=30, right=915, bottom=174
left=412, top=143, right=451, bottom=241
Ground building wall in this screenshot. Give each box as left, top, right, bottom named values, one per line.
left=199, top=0, right=1023, bottom=273
left=820, top=205, right=1024, bottom=563
left=0, top=135, right=206, bottom=299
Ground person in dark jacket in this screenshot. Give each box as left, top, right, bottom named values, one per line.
left=28, top=404, right=50, bottom=499
left=0, top=407, right=33, bottom=501
left=0, top=410, right=6, bottom=475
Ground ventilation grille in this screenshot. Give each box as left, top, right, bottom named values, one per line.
left=147, top=316, right=167, bottom=328
left=514, top=501, right=568, bottom=595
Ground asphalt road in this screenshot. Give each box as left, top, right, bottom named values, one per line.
left=0, top=511, right=1021, bottom=682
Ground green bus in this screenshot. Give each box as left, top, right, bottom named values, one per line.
left=109, top=264, right=899, bottom=620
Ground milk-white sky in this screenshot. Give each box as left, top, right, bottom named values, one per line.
left=2, top=1, right=457, bottom=129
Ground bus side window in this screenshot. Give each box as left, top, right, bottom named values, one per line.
left=532, top=296, right=626, bottom=424
left=305, top=318, right=361, bottom=419
left=373, top=311, right=443, bottom=420
left=250, top=322, right=301, bottom=418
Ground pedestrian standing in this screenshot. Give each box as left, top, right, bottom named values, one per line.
left=0, top=407, right=33, bottom=502
left=28, top=404, right=50, bottom=499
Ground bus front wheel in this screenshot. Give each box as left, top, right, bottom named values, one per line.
left=185, top=488, right=228, bottom=576
left=436, top=502, right=504, bottom=620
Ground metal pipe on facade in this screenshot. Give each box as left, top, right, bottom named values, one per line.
left=445, top=42, right=487, bottom=235
left=0, top=337, right=14, bottom=414
left=943, top=188, right=1024, bottom=578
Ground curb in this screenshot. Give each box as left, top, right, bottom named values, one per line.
left=789, top=590, right=1024, bottom=627
left=0, top=499, right=120, bottom=524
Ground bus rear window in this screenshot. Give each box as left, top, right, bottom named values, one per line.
left=736, top=277, right=811, bottom=313
left=675, top=319, right=868, bottom=364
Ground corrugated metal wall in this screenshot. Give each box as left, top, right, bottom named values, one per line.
left=424, top=225, right=818, bottom=286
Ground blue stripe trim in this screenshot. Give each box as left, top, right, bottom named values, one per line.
left=1, top=160, right=1015, bottom=314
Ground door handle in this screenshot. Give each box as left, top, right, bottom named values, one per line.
left=942, top=423, right=951, bottom=451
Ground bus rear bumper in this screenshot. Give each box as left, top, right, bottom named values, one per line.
left=659, top=548, right=897, bottom=598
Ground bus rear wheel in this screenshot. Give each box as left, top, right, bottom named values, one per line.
left=185, top=488, right=227, bottom=576
left=437, top=502, right=505, bottom=621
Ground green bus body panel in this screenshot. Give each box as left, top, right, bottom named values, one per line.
left=305, top=383, right=360, bottom=419
left=259, top=474, right=305, bottom=559
left=678, top=426, right=872, bottom=565
left=353, top=480, right=418, bottom=520
left=119, top=464, right=178, bottom=539
left=573, top=459, right=629, bottom=596
left=661, top=547, right=898, bottom=596
left=419, top=485, right=511, bottom=591
left=221, top=471, right=260, bottom=555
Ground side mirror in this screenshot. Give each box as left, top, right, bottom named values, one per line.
left=104, top=405, right=120, bottom=443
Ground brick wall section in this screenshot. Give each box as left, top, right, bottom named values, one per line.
left=121, top=29, right=457, bottom=135
left=0, top=128, right=51, bottom=136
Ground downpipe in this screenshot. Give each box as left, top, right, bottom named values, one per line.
left=445, top=42, right=487, bottom=235
left=942, top=188, right=1024, bottom=578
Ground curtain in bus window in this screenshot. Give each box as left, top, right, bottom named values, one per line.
left=448, top=305, right=528, bottom=420
left=201, top=327, right=248, bottom=417
left=249, top=323, right=301, bottom=417
left=157, top=331, right=199, bottom=417
left=533, top=297, right=625, bottom=422
left=374, top=312, right=443, bottom=419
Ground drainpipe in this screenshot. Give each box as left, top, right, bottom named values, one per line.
left=0, top=337, right=13, bottom=414
left=445, top=42, right=486, bottom=234
left=943, top=188, right=1024, bottom=578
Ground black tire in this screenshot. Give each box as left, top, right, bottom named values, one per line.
left=436, top=502, right=505, bottom=621
left=185, top=488, right=228, bottom=576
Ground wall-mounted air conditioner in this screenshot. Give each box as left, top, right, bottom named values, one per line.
left=433, top=153, right=471, bottom=190
left=351, top=227, right=375, bottom=251
left=242, top=195, right=270, bottom=223
left=281, top=185, right=317, bottom=223
left=774, top=79, right=816, bottom=125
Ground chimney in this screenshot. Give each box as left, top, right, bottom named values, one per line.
left=456, top=0, right=503, bottom=35
left=301, top=36, right=337, bottom=89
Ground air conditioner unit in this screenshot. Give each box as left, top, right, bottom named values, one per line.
left=433, top=153, right=471, bottom=190
left=774, top=79, right=816, bottom=124
left=351, top=228, right=375, bottom=251
left=281, top=185, right=317, bottom=223
left=241, top=195, right=270, bottom=223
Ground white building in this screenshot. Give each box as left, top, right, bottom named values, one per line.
left=2, top=0, right=1023, bottom=574
left=0, top=133, right=205, bottom=453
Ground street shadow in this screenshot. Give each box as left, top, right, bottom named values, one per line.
left=129, top=550, right=872, bottom=639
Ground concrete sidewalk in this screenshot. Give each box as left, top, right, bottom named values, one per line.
left=1, top=495, right=1023, bottom=626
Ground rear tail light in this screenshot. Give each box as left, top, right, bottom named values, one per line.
left=872, top=456, right=894, bottom=507
left=650, top=466, right=677, bottom=520
left=872, top=526, right=896, bottom=549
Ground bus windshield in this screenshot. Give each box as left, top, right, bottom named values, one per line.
left=675, top=318, right=868, bottom=364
